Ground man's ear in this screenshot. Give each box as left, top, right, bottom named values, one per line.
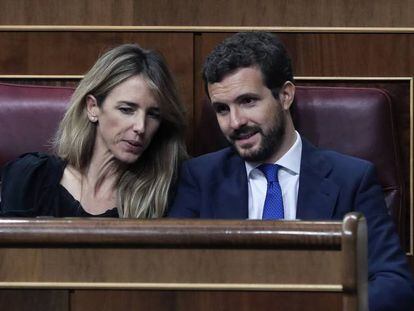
left=86, top=95, right=99, bottom=123
left=279, top=81, right=295, bottom=111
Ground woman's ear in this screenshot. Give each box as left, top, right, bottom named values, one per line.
left=86, top=95, right=99, bottom=123
left=279, top=81, right=295, bottom=111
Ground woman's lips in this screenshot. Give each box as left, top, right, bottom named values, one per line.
left=123, top=140, right=143, bottom=153
left=126, top=140, right=142, bottom=147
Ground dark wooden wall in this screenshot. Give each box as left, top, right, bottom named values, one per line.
left=0, top=0, right=413, bottom=27
left=0, top=0, right=413, bottom=268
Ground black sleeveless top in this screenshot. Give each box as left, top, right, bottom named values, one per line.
left=0, top=153, right=118, bottom=217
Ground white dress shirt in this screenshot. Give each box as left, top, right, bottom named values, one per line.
left=245, top=131, right=302, bottom=220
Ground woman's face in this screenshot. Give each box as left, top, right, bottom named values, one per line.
left=87, top=75, right=161, bottom=164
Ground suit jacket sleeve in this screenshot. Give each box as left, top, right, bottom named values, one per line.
left=168, top=161, right=201, bottom=218
left=357, top=164, right=414, bottom=311
left=167, top=148, right=248, bottom=219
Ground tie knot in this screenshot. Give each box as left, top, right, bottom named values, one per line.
left=258, top=164, right=280, bottom=183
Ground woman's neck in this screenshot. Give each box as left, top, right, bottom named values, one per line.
left=61, top=149, right=123, bottom=215
left=86, top=137, right=126, bottom=190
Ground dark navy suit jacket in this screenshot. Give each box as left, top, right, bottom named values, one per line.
left=169, top=138, right=414, bottom=311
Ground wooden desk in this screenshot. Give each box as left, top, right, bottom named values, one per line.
left=0, top=213, right=367, bottom=311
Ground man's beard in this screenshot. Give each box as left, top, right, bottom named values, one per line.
left=228, top=112, right=286, bottom=162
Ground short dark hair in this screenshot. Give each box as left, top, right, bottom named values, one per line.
left=202, top=32, right=294, bottom=98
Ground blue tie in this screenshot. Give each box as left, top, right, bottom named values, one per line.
left=258, top=164, right=284, bottom=220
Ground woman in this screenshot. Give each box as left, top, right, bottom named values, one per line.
left=0, top=44, right=187, bottom=218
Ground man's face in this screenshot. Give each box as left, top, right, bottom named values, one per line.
left=208, top=66, right=291, bottom=163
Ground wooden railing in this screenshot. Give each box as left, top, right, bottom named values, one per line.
left=0, top=212, right=367, bottom=311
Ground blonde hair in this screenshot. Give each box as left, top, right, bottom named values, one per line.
left=54, top=44, right=187, bottom=218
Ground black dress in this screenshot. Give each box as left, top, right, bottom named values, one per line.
left=0, top=153, right=118, bottom=217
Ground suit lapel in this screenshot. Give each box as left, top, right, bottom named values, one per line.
left=213, top=150, right=249, bottom=219
left=296, top=139, right=339, bottom=220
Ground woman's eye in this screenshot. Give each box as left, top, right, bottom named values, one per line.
left=148, top=109, right=161, bottom=120
left=119, top=107, right=134, bottom=114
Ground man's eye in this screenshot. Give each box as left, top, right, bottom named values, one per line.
left=215, top=104, right=229, bottom=115
left=241, top=97, right=255, bottom=105
left=119, top=107, right=134, bottom=114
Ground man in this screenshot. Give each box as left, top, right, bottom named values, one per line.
left=168, top=32, right=414, bottom=310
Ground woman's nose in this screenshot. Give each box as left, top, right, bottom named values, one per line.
left=132, top=114, right=146, bottom=134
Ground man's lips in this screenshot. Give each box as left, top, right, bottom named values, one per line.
left=234, top=131, right=258, bottom=141
left=230, top=127, right=261, bottom=141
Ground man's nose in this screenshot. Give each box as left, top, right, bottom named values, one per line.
left=229, top=108, right=247, bottom=129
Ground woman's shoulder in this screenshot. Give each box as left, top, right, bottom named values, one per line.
left=0, top=153, right=66, bottom=216
left=1, top=152, right=65, bottom=200
left=7, top=152, right=61, bottom=166
left=3, top=152, right=64, bottom=176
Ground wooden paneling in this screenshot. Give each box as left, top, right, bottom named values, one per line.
left=0, top=31, right=193, bottom=78
left=0, top=31, right=195, bottom=149
left=0, top=289, right=346, bottom=311
left=286, top=34, right=414, bottom=77
left=196, top=33, right=414, bottom=77
left=0, top=219, right=345, bottom=285
left=0, top=290, right=69, bottom=311
left=0, top=215, right=366, bottom=310
left=0, top=0, right=135, bottom=26
left=0, top=0, right=413, bottom=27
left=0, top=248, right=342, bottom=284
left=0, top=289, right=343, bottom=311
left=70, top=290, right=342, bottom=311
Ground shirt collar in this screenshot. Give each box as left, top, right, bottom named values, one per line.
left=245, top=131, right=302, bottom=177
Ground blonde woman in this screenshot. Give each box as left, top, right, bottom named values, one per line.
left=1, top=44, right=187, bottom=218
